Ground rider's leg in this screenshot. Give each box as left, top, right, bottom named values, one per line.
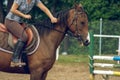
left=5, top=19, right=28, bottom=67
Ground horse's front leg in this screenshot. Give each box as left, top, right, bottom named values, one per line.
left=41, top=70, right=49, bottom=80
left=30, top=68, right=48, bottom=80
left=30, top=68, right=43, bottom=80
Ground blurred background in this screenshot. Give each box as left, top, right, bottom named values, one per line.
left=1, top=0, right=120, bottom=80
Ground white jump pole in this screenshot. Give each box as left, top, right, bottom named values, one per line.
left=56, top=46, right=60, bottom=60
left=93, top=70, right=120, bottom=76
left=93, top=55, right=120, bottom=61
left=118, top=38, right=120, bottom=56
left=99, top=18, right=102, bottom=55
left=117, top=38, right=120, bottom=64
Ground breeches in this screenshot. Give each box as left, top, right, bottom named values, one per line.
left=5, top=19, right=28, bottom=42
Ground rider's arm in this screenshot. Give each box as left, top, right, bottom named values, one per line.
left=36, top=2, right=57, bottom=23
left=10, top=2, right=31, bottom=19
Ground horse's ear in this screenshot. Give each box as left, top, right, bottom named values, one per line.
left=74, top=3, right=83, bottom=11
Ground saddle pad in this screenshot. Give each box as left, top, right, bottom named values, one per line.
left=0, top=25, right=40, bottom=55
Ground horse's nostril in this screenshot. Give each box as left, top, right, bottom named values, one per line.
left=84, top=40, right=90, bottom=46
left=85, top=40, right=88, bottom=43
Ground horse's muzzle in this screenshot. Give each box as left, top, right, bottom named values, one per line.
left=78, top=38, right=90, bottom=46
left=76, top=32, right=90, bottom=46
left=83, top=32, right=90, bottom=46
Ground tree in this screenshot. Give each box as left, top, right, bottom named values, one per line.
left=6, top=0, right=14, bottom=13
left=80, top=0, right=120, bottom=20
left=0, top=0, right=13, bottom=23
left=0, top=0, right=4, bottom=23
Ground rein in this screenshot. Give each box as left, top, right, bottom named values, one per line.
left=24, top=20, right=65, bottom=34
left=34, top=22, right=74, bottom=37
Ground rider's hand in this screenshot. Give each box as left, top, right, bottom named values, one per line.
left=24, top=14, right=32, bottom=19
left=51, top=17, right=58, bottom=23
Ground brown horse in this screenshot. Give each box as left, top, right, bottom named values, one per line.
left=0, top=4, right=90, bottom=80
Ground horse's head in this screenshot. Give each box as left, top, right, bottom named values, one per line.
left=67, top=4, right=90, bottom=46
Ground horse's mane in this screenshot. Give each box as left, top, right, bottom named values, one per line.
left=33, top=9, right=70, bottom=36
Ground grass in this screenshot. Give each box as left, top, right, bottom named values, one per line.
left=56, top=54, right=89, bottom=64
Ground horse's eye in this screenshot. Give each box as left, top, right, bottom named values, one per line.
left=81, top=22, right=85, bottom=25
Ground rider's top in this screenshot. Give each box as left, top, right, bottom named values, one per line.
left=6, top=0, right=41, bottom=23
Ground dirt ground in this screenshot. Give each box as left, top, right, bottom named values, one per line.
left=0, top=62, right=120, bottom=80
left=0, top=62, right=89, bottom=80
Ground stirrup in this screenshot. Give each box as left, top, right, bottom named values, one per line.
left=10, top=61, right=26, bottom=67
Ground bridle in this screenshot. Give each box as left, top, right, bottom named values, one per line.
left=68, top=9, right=87, bottom=41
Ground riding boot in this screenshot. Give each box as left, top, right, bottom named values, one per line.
left=10, top=39, right=26, bottom=67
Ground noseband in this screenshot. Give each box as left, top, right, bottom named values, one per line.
left=68, top=9, right=87, bottom=41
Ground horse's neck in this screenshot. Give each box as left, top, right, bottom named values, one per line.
left=43, top=25, right=66, bottom=49
left=51, top=26, right=66, bottom=46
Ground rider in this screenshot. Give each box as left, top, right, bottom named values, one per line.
left=5, top=0, right=57, bottom=67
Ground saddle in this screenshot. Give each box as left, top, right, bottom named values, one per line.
left=0, top=23, right=40, bottom=55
